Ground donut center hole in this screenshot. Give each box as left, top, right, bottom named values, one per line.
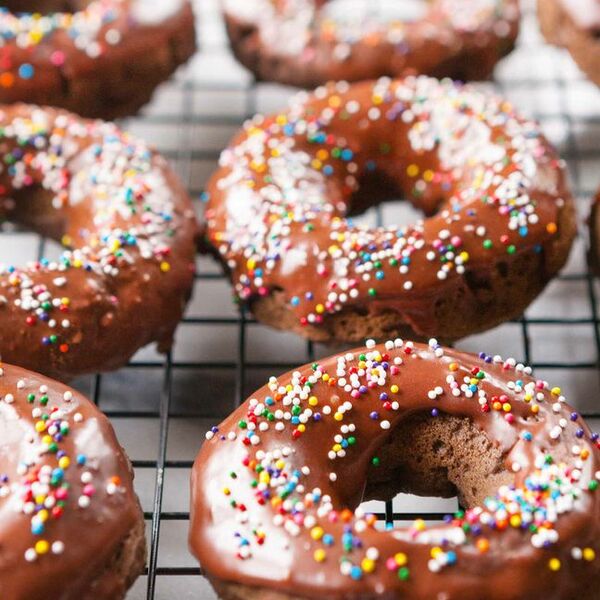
left=321, top=0, right=428, bottom=24
left=363, top=413, right=513, bottom=511
left=0, top=1, right=93, bottom=14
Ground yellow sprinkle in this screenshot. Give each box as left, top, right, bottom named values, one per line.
left=298, top=424, right=306, bottom=433
left=361, top=558, right=376, bottom=573
left=423, top=169, right=434, bottom=182
left=431, top=547, right=443, bottom=559
left=390, top=385, right=399, bottom=394
left=413, top=519, right=426, bottom=532
left=334, top=412, right=343, bottom=422
left=548, top=558, right=561, bottom=571
left=223, top=488, right=230, bottom=496
left=311, top=526, right=324, bottom=541
left=394, top=552, right=407, bottom=566
left=406, top=164, right=419, bottom=177
left=35, top=540, right=50, bottom=555
left=38, top=509, right=49, bottom=523
left=314, top=549, right=326, bottom=562
left=160, top=261, right=170, bottom=273
left=584, top=548, right=596, bottom=561
left=35, top=421, right=46, bottom=433
left=58, top=457, right=70, bottom=469
left=509, top=515, right=521, bottom=528
left=315, top=304, right=325, bottom=314
left=308, top=396, right=318, bottom=407
left=551, top=387, right=561, bottom=396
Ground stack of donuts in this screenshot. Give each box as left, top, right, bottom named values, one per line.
left=0, top=1, right=598, bottom=599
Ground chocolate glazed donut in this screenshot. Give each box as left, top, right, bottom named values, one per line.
left=0, top=104, right=197, bottom=380
left=0, top=362, right=145, bottom=599
left=223, top=0, right=519, bottom=88
left=190, top=339, right=600, bottom=600
left=0, top=1, right=196, bottom=119
left=204, top=76, right=576, bottom=344
left=538, top=0, right=600, bottom=86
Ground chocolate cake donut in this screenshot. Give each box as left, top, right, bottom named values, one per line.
left=223, top=0, right=519, bottom=88
left=0, top=361, right=145, bottom=599
left=538, top=0, right=600, bottom=86
left=204, top=76, right=576, bottom=344
left=191, top=338, right=600, bottom=599
left=0, top=1, right=196, bottom=119
left=0, top=104, right=197, bottom=380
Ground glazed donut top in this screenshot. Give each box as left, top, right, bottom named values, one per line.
left=205, top=76, right=571, bottom=336
left=0, top=361, right=140, bottom=599
left=0, top=104, right=196, bottom=379
left=223, top=0, right=519, bottom=80
left=191, top=339, right=600, bottom=599
left=0, top=0, right=190, bottom=90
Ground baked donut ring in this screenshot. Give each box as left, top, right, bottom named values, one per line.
left=223, top=0, right=520, bottom=88
left=191, top=338, right=600, bottom=600
left=0, top=104, right=197, bottom=380
left=0, top=361, right=145, bottom=599
left=0, top=1, right=196, bottom=119
left=538, top=0, right=600, bottom=86
left=204, top=76, right=576, bottom=344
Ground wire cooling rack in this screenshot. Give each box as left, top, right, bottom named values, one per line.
left=1, top=0, right=600, bottom=598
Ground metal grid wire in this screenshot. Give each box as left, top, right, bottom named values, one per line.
left=1, top=0, right=600, bottom=598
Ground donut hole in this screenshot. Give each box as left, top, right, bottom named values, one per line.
left=1, top=1, right=93, bottom=14
left=363, top=413, right=513, bottom=510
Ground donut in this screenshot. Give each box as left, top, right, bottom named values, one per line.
left=0, top=361, right=145, bottom=599
left=190, top=338, right=600, bottom=599
left=538, top=0, right=600, bottom=86
left=203, top=76, right=576, bottom=344
left=0, top=104, right=197, bottom=380
left=0, top=1, right=197, bottom=119
left=223, top=0, right=520, bottom=88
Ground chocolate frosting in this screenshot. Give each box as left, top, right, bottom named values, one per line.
left=204, top=76, right=575, bottom=343
left=190, top=339, right=600, bottom=599
left=0, top=361, right=143, bottom=599
left=0, top=0, right=196, bottom=118
left=222, top=0, right=520, bottom=87
left=0, top=104, right=197, bottom=380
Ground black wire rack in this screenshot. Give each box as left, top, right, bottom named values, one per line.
left=2, top=0, right=600, bottom=598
